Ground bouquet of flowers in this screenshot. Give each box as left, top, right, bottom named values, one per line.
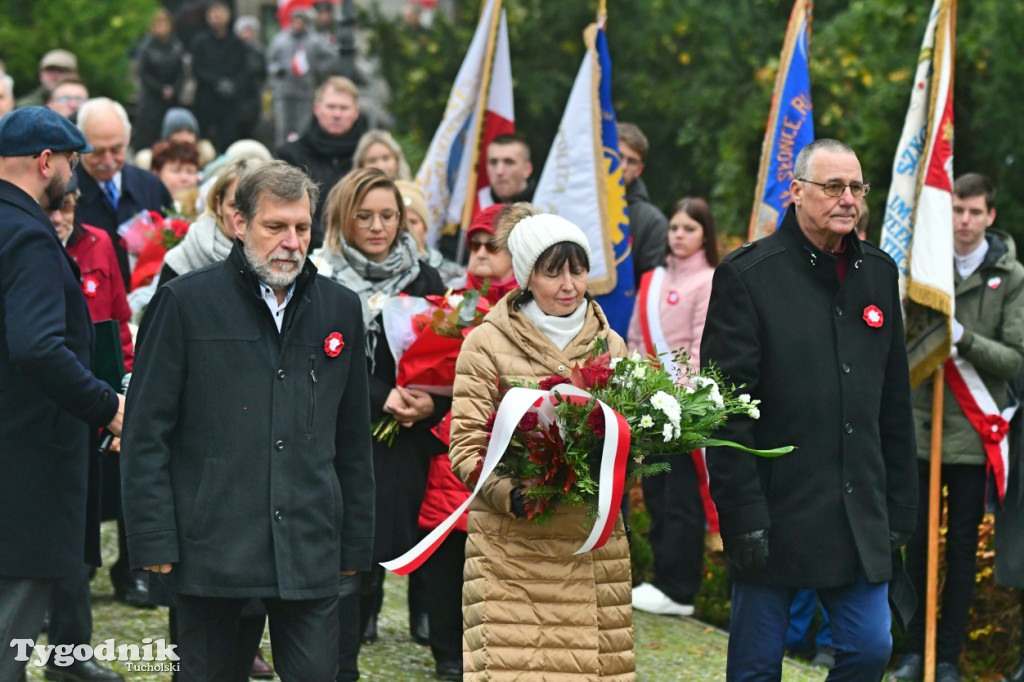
left=151, top=210, right=191, bottom=250
left=488, top=342, right=792, bottom=527
left=374, top=284, right=491, bottom=444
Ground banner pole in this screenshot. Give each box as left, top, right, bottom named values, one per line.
left=456, top=0, right=503, bottom=264
left=924, top=366, right=944, bottom=682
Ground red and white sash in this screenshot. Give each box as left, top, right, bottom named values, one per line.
left=638, top=267, right=680, bottom=378
left=381, top=384, right=631, bottom=575
left=944, top=355, right=1019, bottom=502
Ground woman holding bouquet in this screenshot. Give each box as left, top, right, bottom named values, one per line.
left=450, top=203, right=634, bottom=679
left=313, top=167, right=448, bottom=678
left=626, top=197, right=718, bottom=618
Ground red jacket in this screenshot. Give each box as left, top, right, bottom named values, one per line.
left=418, top=453, right=469, bottom=533
left=65, top=223, right=134, bottom=371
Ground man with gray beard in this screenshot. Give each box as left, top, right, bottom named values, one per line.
left=122, top=161, right=375, bottom=681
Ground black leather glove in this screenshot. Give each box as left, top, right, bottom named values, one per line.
left=510, top=485, right=528, bottom=518
left=723, top=529, right=769, bottom=571
left=890, top=530, right=913, bottom=552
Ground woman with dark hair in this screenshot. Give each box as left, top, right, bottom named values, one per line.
left=449, top=202, right=633, bottom=679
left=627, top=196, right=719, bottom=619
left=150, top=139, right=201, bottom=219
left=312, top=167, right=448, bottom=680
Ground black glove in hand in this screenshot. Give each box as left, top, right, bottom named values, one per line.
left=723, top=529, right=769, bottom=571
left=510, top=486, right=528, bottom=519
left=889, top=530, right=913, bottom=552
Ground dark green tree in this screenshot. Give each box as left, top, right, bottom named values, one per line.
left=0, top=0, right=160, bottom=105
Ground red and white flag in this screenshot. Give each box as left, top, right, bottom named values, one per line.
left=880, top=0, right=956, bottom=387
left=474, top=10, right=515, bottom=213
left=277, top=0, right=339, bottom=28
left=415, top=0, right=513, bottom=248
left=291, top=47, right=309, bottom=77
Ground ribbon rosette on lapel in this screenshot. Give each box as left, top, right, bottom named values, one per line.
left=862, top=305, right=883, bottom=328
left=324, top=332, right=345, bottom=357
left=82, top=275, right=100, bottom=298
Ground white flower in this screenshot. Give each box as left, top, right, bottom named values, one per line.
left=447, top=294, right=464, bottom=309
left=748, top=406, right=760, bottom=420
left=651, top=390, right=682, bottom=425
left=674, top=424, right=682, bottom=439
left=631, top=350, right=642, bottom=363
left=739, top=394, right=751, bottom=404
left=640, top=415, right=654, bottom=428
left=632, top=364, right=647, bottom=380
left=662, top=423, right=674, bottom=442
left=693, top=376, right=724, bottom=408
left=610, top=357, right=623, bottom=369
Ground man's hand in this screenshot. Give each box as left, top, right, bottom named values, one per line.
left=723, top=529, right=769, bottom=571
left=106, top=393, right=126, bottom=436
left=890, top=530, right=913, bottom=552
left=390, top=388, right=435, bottom=427
left=144, top=563, right=172, bottom=574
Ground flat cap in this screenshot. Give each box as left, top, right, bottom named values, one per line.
left=40, top=49, right=78, bottom=71
left=0, top=106, right=93, bottom=157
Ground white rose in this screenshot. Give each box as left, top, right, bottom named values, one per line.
left=739, top=394, right=751, bottom=404
left=631, top=350, right=642, bottom=363
left=632, top=364, right=647, bottom=380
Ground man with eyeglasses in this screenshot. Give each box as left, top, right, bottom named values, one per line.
left=74, top=97, right=173, bottom=292
left=618, top=122, right=668, bottom=288
left=702, top=138, right=917, bottom=681
left=47, top=77, right=90, bottom=120
left=0, top=106, right=125, bottom=681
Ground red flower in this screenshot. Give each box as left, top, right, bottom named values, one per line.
left=570, top=352, right=615, bottom=389
left=587, top=408, right=606, bottom=437
left=81, top=275, right=100, bottom=298
left=863, top=305, right=884, bottom=328
left=483, top=412, right=497, bottom=434
left=518, top=412, right=539, bottom=432
left=540, top=376, right=571, bottom=391
left=324, top=332, right=345, bottom=357
left=981, top=414, right=1010, bottom=444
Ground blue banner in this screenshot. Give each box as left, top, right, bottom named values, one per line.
left=750, top=3, right=814, bottom=239
left=594, top=25, right=635, bottom=337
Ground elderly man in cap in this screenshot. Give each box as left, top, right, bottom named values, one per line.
left=15, top=49, right=79, bottom=108
left=0, top=106, right=124, bottom=680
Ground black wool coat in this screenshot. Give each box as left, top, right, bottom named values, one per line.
left=701, top=205, right=918, bottom=588
left=363, top=264, right=451, bottom=564
left=0, top=179, right=119, bottom=578
left=122, top=242, right=375, bottom=599
left=74, top=165, right=174, bottom=290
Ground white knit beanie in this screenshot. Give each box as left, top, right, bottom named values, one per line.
left=506, top=214, right=593, bottom=288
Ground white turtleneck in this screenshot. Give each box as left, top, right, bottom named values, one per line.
left=955, top=239, right=988, bottom=279
left=522, top=299, right=589, bottom=351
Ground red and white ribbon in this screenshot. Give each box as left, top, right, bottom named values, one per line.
left=638, top=267, right=680, bottom=378
left=381, top=384, right=631, bottom=574
left=944, top=355, right=1019, bottom=502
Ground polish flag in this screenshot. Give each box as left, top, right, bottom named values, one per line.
left=277, top=0, right=339, bottom=28
left=474, top=11, right=515, bottom=213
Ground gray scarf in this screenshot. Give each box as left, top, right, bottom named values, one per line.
left=311, top=231, right=422, bottom=368
left=162, top=213, right=234, bottom=276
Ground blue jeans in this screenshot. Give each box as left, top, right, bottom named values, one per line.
left=787, top=588, right=832, bottom=651
left=728, top=569, right=891, bottom=681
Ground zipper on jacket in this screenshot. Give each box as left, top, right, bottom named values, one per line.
left=308, top=354, right=317, bottom=432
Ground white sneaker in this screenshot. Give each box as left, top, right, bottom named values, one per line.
left=631, top=583, right=695, bottom=616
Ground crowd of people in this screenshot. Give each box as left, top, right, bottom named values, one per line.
left=2, top=4, right=1024, bottom=682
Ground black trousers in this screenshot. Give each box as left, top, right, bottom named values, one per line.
left=176, top=593, right=337, bottom=682
left=642, top=453, right=706, bottom=604
left=48, top=563, right=93, bottom=649
left=0, top=578, right=52, bottom=681
left=423, top=530, right=466, bottom=667
left=905, top=461, right=987, bottom=663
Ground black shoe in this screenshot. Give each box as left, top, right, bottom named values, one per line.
left=114, top=573, right=154, bottom=609
left=410, top=612, right=430, bottom=646
left=361, top=613, right=378, bottom=644
left=44, top=659, right=125, bottom=681
left=1004, top=658, right=1024, bottom=682
left=888, top=653, right=923, bottom=681
left=435, top=659, right=461, bottom=681
left=935, top=662, right=962, bottom=682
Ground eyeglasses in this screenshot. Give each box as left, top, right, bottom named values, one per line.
left=468, top=237, right=498, bottom=254
left=798, top=179, right=870, bottom=198
left=67, top=152, right=80, bottom=171
left=354, top=210, right=400, bottom=229
left=54, top=95, right=86, bottom=104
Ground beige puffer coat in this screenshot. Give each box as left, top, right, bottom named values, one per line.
left=450, top=291, right=634, bottom=681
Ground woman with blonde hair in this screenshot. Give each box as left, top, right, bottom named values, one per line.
left=450, top=202, right=634, bottom=680
left=353, top=129, right=411, bottom=180
left=313, top=167, right=448, bottom=678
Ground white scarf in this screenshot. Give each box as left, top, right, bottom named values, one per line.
left=162, top=213, right=234, bottom=276
left=522, top=299, right=589, bottom=351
